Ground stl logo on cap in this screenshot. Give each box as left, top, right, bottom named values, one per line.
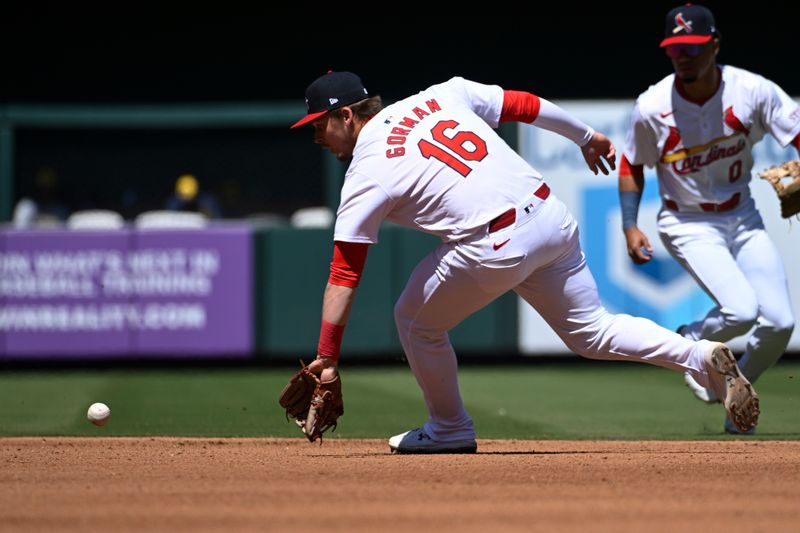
left=659, top=4, right=715, bottom=48
left=672, top=12, right=693, bottom=34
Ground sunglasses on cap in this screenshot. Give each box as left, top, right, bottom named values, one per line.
left=665, top=44, right=706, bottom=59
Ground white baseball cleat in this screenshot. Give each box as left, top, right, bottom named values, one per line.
left=683, top=371, right=720, bottom=404
left=703, top=342, right=759, bottom=434
left=388, top=428, right=477, bottom=454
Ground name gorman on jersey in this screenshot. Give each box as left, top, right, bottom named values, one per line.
left=385, top=99, right=442, bottom=158
left=661, top=134, right=747, bottom=175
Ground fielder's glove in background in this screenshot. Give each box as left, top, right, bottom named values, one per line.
left=759, top=160, right=800, bottom=218
left=278, top=360, right=344, bottom=443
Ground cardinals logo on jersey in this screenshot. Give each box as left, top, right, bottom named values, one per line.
left=661, top=126, right=683, bottom=157
left=672, top=13, right=693, bottom=34
left=723, top=106, right=751, bottom=135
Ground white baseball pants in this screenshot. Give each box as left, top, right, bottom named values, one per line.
left=394, top=192, right=711, bottom=442
left=658, top=200, right=795, bottom=384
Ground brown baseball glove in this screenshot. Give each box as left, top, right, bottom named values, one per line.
left=278, top=360, right=343, bottom=443
left=758, top=160, right=800, bottom=218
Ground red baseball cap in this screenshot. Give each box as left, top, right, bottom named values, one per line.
left=659, top=3, right=717, bottom=47
left=291, top=71, right=371, bottom=129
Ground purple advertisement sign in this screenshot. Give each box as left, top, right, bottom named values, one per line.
left=0, top=225, right=252, bottom=360
left=0, top=230, right=134, bottom=357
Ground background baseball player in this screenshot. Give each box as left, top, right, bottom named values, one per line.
left=619, top=3, right=799, bottom=434
left=290, top=70, right=759, bottom=452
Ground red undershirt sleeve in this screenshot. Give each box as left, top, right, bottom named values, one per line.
left=500, top=90, right=541, bottom=124
left=328, top=241, right=369, bottom=288
left=792, top=132, right=800, bottom=153
left=619, top=155, right=645, bottom=179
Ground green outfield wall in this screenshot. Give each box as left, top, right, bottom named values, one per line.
left=254, top=224, right=518, bottom=359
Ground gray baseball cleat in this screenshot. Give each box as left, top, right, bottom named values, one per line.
left=389, top=428, right=477, bottom=454
left=683, top=372, right=720, bottom=404
left=703, top=342, right=759, bottom=433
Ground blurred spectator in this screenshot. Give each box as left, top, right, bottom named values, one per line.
left=164, top=174, right=222, bottom=218
left=12, top=197, right=39, bottom=228
left=12, top=167, right=70, bottom=227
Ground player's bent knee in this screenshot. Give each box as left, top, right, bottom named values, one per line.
left=560, top=337, right=604, bottom=360
left=394, top=302, right=447, bottom=346
left=720, top=304, right=758, bottom=332
left=393, top=300, right=414, bottom=330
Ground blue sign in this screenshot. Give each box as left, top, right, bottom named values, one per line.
left=581, top=177, right=714, bottom=331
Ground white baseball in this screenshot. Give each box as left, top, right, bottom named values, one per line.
left=87, top=402, right=111, bottom=426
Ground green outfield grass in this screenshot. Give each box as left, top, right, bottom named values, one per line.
left=1, top=360, right=797, bottom=439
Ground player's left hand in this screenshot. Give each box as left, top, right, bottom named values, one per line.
left=581, top=132, right=617, bottom=176
left=307, top=355, right=338, bottom=382
left=624, top=226, right=653, bottom=264
left=278, top=356, right=343, bottom=443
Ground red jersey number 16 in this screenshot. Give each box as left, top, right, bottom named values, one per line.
left=418, top=120, right=488, bottom=177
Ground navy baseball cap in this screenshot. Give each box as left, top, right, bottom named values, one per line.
left=660, top=3, right=717, bottom=47
left=291, top=71, right=370, bottom=129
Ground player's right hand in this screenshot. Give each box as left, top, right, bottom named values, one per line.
left=581, top=131, right=617, bottom=176
left=624, top=227, right=653, bottom=264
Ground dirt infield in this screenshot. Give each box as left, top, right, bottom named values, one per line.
left=2, top=438, right=799, bottom=532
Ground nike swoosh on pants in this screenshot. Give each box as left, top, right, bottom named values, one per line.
left=493, top=239, right=511, bottom=251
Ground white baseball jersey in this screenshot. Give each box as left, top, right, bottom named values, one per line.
left=624, top=65, right=800, bottom=210
left=333, top=77, right=545, bottom=244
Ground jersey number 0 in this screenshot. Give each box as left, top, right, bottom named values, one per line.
left=418, top=120, right=488, bottom=177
